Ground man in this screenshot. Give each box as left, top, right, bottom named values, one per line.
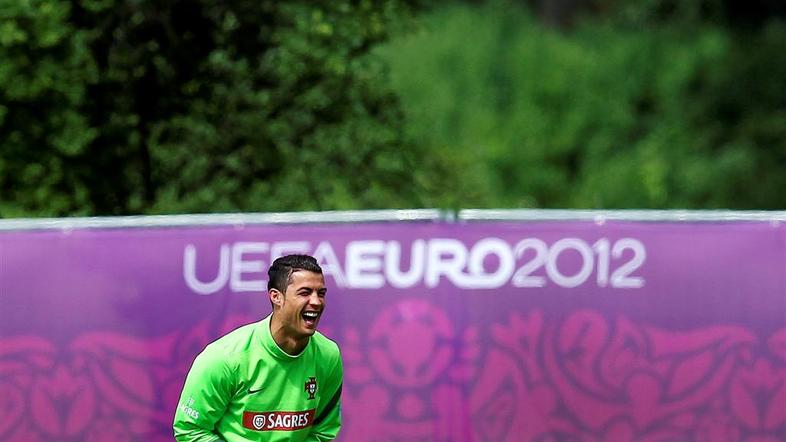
left=174, top=254, right=342, bottom=441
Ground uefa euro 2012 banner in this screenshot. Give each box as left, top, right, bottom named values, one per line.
left=1, top=217, right=785, bottom=441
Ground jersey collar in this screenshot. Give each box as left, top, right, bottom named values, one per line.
left=259, top=314, right=309, bottom=360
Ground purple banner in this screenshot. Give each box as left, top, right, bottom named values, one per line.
left=1, top=220, right=785, bottom=441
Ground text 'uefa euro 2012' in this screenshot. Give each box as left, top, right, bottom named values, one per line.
left=182, top=238, right=646, bottom=294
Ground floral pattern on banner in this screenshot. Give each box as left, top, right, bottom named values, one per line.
left=342, top=300, right=785, bottom=442
left=1, top=302, right=784, bottom=441
left=0, top=314, right=255, bottom=442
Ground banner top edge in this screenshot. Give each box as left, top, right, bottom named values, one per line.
left=457, top=209, right=786, bottom=222
left=0, top=209, right=446, bottom=232
left=3, top=209, right=786, bottom=232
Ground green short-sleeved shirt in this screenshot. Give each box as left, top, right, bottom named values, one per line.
left=173, top=315, right=342, bottom=441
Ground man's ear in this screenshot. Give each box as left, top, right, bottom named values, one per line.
left=269, top=288, right=283, bottom=308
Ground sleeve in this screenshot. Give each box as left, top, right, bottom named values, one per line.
left=173, top=347, right=236, bottom=441
left=306, top=346, right=343, bottom=441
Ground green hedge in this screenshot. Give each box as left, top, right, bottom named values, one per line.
left=0, top=0, right=428, bottom=216
left=2, top=0, right=784, bottom=215
left=379, top=1, right=786, bottom=209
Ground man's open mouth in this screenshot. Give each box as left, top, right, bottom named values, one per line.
left=302, top=311, right=320, bottom=325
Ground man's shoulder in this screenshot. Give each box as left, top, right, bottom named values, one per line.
left=311, top=330, right=341, bottom=357
left=203, top=321, right=261, bottom=356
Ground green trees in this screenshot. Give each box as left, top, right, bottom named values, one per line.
left=0, top=0, right=96, bottom=216
left=379, top=1, right=786, bottom=209
left=1, top=0, right=426, bottom=216
left=2, top=0, right=784, bottom=216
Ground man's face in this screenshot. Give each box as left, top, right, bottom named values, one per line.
left=276, top=270, right=326, bottom=338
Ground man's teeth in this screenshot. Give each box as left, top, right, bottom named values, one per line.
left=303, top=312, right=319, bottom=319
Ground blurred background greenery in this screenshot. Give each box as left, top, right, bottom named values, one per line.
left=1, top=0, right=784, bottom=216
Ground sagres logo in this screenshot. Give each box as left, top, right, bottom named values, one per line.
left=243, top=410, right=315, bottom=431
left=304, top=377, right=317, bottom=400
left=252, top=414, right=265, bottom=430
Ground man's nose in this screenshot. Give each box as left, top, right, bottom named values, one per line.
left=308, top=292, right=323, bottom=305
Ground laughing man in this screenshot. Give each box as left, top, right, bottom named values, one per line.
left=174, top=255, right=342, bottom=441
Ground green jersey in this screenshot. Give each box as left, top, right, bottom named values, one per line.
left=173, top=315, right=342, bottom=441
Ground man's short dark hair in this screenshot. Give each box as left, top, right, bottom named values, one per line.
left=268, top=254, right=323, bottom=293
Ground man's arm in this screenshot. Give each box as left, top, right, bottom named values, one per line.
left=173, top=348, right=234, bottom=441
left=306, top=350, right=343, bottom=441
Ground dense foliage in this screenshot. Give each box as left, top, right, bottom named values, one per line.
left=379, top=0, right=786, bottom=209
left=0, top=0, right=425, bottom=216
left=1, top=0, right=784, bottom=216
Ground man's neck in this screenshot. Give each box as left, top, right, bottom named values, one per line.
left=269, top=315, right=309, bottom=355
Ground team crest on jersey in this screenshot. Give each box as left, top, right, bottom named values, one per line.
left=304, top=377, right=317, bottom=400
